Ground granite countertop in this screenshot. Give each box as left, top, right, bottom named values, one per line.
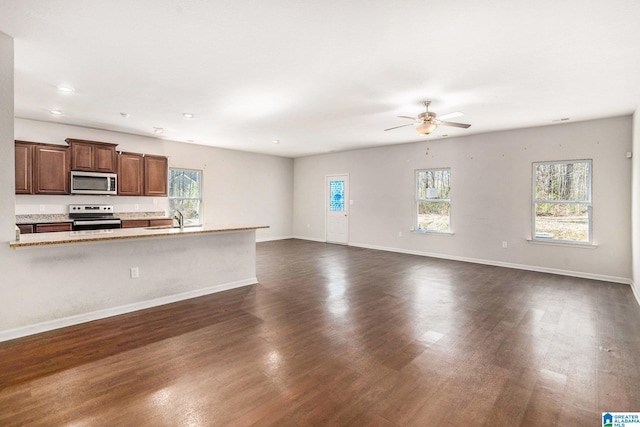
left=116, top=212, right=172, bottom=221
left=15, top=214, right=72, bottom=224
left=16, top=212, right=170, bottom=224
left=10, top=225, right=270, bottom=248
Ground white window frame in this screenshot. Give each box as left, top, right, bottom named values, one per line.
left=531, top=159, right=592, bottom=244
left=415, top=168, right=451, bottom=233
left=169, top=168, right=203, bottom=226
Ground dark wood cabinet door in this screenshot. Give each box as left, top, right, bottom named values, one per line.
left=68, top=139, right=117, bottom=172
left=149, top=219, right=173, bottom=227
left=70, top=141, right=94, bottom=171
left=35, top=223, right=73, bottom=233
left=121, top=219, right=149, bottom=228
left=34, top=145, right=70, bottom=194
left=15, top=142, right=33, bottom=194
left=17, top=224, right=34, bottom=234
left=121, top=219, right=173, bottom=229
left=144, top=155, right=168, bottom=196
left=94, top=145, right=117, bottom=173
left=118, top=152, right=144, bottom=196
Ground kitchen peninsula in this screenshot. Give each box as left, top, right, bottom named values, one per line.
left=10, top=224, right=268, bottom=247
left=2, top=224, right=269, bottom=342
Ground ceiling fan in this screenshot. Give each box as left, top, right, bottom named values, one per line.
left=384, top=101, right=471, bottom=135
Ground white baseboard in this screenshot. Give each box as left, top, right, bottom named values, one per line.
left=348, top=241, right=632, bottom=285
left=292, top=235, right=326, bottom=243
left=631, top=280, right=640, bottom=307
left=0, top=278, right=257, bottom=343
left=256, top=235, right=294, bottom=242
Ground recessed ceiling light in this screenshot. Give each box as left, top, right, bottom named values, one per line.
left=57, top=85, right=75, bottom=93
left=271, top=139, right=280, bottom=144
left=153, top=127, right=164, bottom=134
left=552, top=117, right=570, bottom=122
left=120, top=112, right=130, bottom=118
left=182, top=113, right=194, bottom=119
left=49, top=109, right=62, bottom=115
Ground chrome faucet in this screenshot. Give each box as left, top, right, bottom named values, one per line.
left=174, top=210, right=184, bottom=230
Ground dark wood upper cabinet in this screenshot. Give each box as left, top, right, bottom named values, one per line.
left=69, top=140, right=93, bottom=170
left=144, top=155, right=168, bottom=196
left=66, top=138, right=117, bottom=173
left=15, top=141, right=33, bottom=194
left=117, top=152, right=144, bottom=196
left=33, top=143, right=70, bottom=194
left=15, top=139, right=167, bottom=198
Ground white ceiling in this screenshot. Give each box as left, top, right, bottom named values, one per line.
left=1, top=0, right=639, bottom=158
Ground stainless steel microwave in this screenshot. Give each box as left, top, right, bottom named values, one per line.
left=70, top=171, right=117, bottom=195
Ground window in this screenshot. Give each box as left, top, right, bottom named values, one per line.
left=169, top=168, right=202, bottom=226
left=532, top=159, right=592, bottom=243
left=415, top=168, right=451, bottom=232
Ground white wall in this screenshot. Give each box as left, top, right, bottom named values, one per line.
left=0, top=32, right=14, bottom=243
left=294, top=116, right=633, bottom=282
left=14, top=118, right=294, bottom=240
left=632, top=110, right=640, bottom=302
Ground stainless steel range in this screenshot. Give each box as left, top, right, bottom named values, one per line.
left=69, top=204, right=122, bottom=231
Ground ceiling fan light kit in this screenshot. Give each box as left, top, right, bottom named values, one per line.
left=416, top=121, right=438, bottom=135
left=385, top=100, right=471, bottom=135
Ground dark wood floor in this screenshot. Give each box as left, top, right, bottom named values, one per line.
left=1, top=239, right=639, bottom=426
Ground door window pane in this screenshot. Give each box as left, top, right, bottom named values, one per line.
left=330, top=180, right=345, bottom=212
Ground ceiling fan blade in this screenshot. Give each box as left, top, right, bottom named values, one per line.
left=384, top=123, right=415, bottom=131
left=397, top=115, right=418, bottom=121
left=438, top=111, right=464, bottom=121
left=439, top=121, right=471, bottom=129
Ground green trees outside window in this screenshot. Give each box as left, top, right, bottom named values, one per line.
left=169, top=169, right=202, bottom=226
left=532, top=160, right=592, bottom=243
left=416, top=168, right=451, bottom=232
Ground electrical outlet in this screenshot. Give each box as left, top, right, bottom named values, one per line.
left=130, top=267, right=139, bottom=279
left=39, top=204, right=45, bottom=212
left=502, top=241, right=508, bottom=248
left=398, top=231, right=402, bottom=237
left=134, top=204, right=139, bottom=210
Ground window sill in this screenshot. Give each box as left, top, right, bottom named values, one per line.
left=526, top=239, right=598, bottom=249
left=411, top=230, right=454, bottom=236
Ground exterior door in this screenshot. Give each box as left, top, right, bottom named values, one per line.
left=326, top=174, right=349, bottom=244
